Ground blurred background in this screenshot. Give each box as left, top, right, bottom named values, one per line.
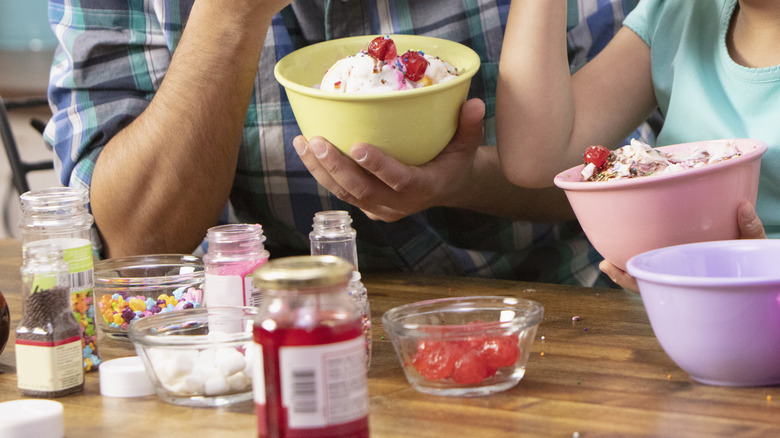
left=0, top=0, right=60, bottom=239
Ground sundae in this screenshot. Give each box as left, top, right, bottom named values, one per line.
left=581, top=139, right=742, bottom=182
left=319, top=35, right=458, bottom=93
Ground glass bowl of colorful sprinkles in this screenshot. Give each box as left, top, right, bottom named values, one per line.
left=94, top=254, right=205, bottom=340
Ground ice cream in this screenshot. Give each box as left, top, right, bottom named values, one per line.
left=319, top=36, right=458, bottom=93
left=581, top=139, right=742, bottom=182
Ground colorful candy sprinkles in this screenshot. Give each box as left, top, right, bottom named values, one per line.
left=71, top=291, right=100, bottom=371
left=98, top=286, right=204, bottom=331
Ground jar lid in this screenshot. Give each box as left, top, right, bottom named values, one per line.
left=253, top=255, right=353, bottom=289
left=0, top=399, right=64, bottom=438
left=99, top=356, right=156, bottom=397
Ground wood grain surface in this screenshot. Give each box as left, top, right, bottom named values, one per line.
left=0, top=239, right=778, bottom=437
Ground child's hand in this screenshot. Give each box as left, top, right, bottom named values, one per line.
left=600, top=201, right=766, bottom=293
left=737, top=201, right=766, bottom=239
left=599, top=260, right=639, bottom=293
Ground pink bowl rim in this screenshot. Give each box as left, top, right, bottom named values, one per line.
left=626, top=239, right=780, bottom=288
left=553, top=138, right=768, bottom=191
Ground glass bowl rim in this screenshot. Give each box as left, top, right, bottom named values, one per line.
left=95, top=254, right=204, bottom=287
left=127, top=307, right=256, bottom=347
left=382, top=295, right=544, bottom=339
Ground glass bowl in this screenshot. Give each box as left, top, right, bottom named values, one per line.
left=127, top=306, right=257, bottom=407
left=382, top=296, right=543, bottom=397
left=94, top=254, right=205, bottom=340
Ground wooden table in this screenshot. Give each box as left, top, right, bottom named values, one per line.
left=1, top=239, right=778, bottom=437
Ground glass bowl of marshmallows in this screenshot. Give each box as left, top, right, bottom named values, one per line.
left=127, top=306, right=257, bottom=407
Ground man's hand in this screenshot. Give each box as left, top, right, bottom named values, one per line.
left=600, top=201, right=766, bottom=293
left=292, top=98, right=486, bottom=222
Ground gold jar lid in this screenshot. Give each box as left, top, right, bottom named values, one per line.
left=253, top=255, right=353, bottom=290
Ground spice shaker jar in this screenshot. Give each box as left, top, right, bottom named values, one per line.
left=203, top=223, right=270, bottom=307
left=15, top=240, right=85, bottom=397
left=18, top=187, right=100, bottom=371
left=309, top=211, right=358, bottom=265
left=252, top=255, right=369, bottom=438
left=310, top=210, right=372, bottom=368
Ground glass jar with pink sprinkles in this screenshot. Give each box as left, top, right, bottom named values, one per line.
left=203, top=223, right=270, bottom=308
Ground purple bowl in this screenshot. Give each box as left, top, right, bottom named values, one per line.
left=627, top=239, right=780, bottom=386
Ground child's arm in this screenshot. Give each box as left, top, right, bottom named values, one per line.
left=496, top=0, right=657, bottom=188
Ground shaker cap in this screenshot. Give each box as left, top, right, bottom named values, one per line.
left=99, top=356, right=156, bottom=398
left=0, top=399, right=64, bottom=438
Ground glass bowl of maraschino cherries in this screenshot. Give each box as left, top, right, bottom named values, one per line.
left=382, top=296, right=543, bottom=397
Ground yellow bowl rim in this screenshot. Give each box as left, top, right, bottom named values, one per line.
left=273, top=34, right=481, bottom=101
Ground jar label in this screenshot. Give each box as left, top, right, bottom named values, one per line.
left=205, top=273, right=263, bottom=307
left=16, top=336, right=84, bottom=391
left=252, top=343, right=266, bottom=405
left=279, top=337, right=368, bottom=428
left=63, top=243, right=94, bottom=278
left=205, top=274, right=247, bottom=307
left=23, top=238, right=94, bottom=293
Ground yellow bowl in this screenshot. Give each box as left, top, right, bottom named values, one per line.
left=274, top=34, right=481, bottom=165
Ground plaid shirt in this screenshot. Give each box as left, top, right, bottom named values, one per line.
left=45, top=0, right=648, bottom=286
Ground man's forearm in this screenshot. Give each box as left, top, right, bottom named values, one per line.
left=91, top=2, right=280, bottom=257
left=456, top=146, right=575, bottom=222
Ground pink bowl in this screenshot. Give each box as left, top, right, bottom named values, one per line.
left=554, top=139, right=767, bottom=270
left=626, top=239, right=780, bottom=386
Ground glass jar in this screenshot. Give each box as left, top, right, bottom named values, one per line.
left=18, top=187, right=100, bottom=371
left=203, top=223, right=269, bottom=308
left=252, top=255, right=369, bottom=438
left=15, top=240, right=85, bottom=397
left=310, top=210, right=371, bottom=368
left=310, top=210, right=358, bottom=268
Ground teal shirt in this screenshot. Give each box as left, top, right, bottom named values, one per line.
left=624, top=0, right=780, bottom=237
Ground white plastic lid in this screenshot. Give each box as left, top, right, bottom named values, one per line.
left=99, top=356, right=156, bottom=397
left=0, top=399, right=64, bottom=438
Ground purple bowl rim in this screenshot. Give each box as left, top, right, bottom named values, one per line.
left=626, top=239, right=780, bottom=287
left=553, top=139, right=767, bottom=191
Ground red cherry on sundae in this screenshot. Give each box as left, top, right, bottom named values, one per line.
left=401, top=50, right=428, bottom=82
left=367, top=36, right=397, bottom=62
left=583, top=145, right=611, bottom=168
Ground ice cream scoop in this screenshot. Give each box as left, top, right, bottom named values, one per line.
left=581, top=138, right=742, bottom=182
left=319, top=36, right=458, bottom=93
